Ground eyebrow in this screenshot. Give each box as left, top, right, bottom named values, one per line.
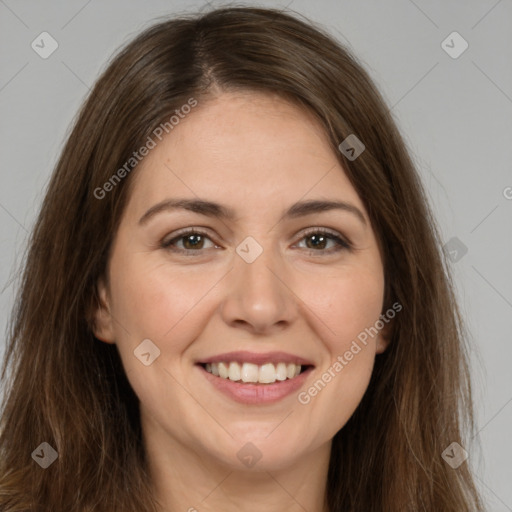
left=138, top=197, right=367, bottom=226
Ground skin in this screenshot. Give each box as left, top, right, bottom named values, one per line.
left=93, top=91, right=390, bottom=512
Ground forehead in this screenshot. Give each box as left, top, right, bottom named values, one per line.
left=125, top=91, right=364, bottom=217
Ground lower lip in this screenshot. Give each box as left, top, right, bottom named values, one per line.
left=198, top=365, right=313, bottom=404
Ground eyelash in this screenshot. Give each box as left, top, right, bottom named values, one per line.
left=160, top=227, right=352, bottom=256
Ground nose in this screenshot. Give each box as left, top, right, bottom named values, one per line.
left=220, top=240, right=299, bottom=335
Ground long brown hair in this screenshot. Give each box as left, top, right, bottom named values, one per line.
left=0, top=6, right=484, bottom=511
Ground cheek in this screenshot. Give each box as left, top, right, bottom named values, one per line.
left=109, top=245, right=384, bottom=356
left=106, top=257, right=218, bottom=420
left=294, top=264, right=383, bottom=423
left=299, top=263, right=385, bottom=351
left=108, top=254, right=220, bottom=352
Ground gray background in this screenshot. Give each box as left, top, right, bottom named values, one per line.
left=1, top=0, right=511, bottom=509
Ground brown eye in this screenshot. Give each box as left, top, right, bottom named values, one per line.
left=162, top=229, right=217, bottom=253
left=304, top=233, right=329, bottom=250
left=296, top=229, right=351, bottom=254
left=180, top=233, right=206, bottom=250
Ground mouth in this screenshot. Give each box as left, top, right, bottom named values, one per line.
left=195, top=351, right=315, bottom=404
left=198, top=361, right=312, bottom=384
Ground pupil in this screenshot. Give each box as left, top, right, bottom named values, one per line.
left=307, top=234, right=326, bottom=250
left=184, top=234, right=202, bottom=249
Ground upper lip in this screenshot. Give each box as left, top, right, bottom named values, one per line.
left=197, top=351, right=314, bottom=367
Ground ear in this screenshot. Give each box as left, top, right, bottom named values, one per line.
left=91, top=276, right=116, bottom=344
left=375, top=317, right=394, bottom=354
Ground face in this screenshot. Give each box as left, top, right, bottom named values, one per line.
left=93, top=91, right=389, bottom=473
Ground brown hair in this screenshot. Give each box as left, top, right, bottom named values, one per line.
left=0, top=5, right=484, bottom=511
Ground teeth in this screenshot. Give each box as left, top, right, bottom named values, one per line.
left=228, top=362, right=241, bottom=381
left=218, top=362, right=229, bottom=379
left=276, top=362, right=287, bottom=381
left=241, top=363, right=259, bottom=383
left=259, top=363, right=276, bottom=383
left=204, top=361, right=304, bottom=384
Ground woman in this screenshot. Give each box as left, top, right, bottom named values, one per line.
left=0, top=6, right=484, bottom=511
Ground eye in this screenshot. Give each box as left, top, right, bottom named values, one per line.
left=161, top=229, right=218, bottom=254
left=294, top=228, right=351, bottom=254
left=161, top=227, right=351, bottom=256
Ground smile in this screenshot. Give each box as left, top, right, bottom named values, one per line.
left=203, top=361, right=304, bottom=384
left=196, top=351, right=315, bottom=404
